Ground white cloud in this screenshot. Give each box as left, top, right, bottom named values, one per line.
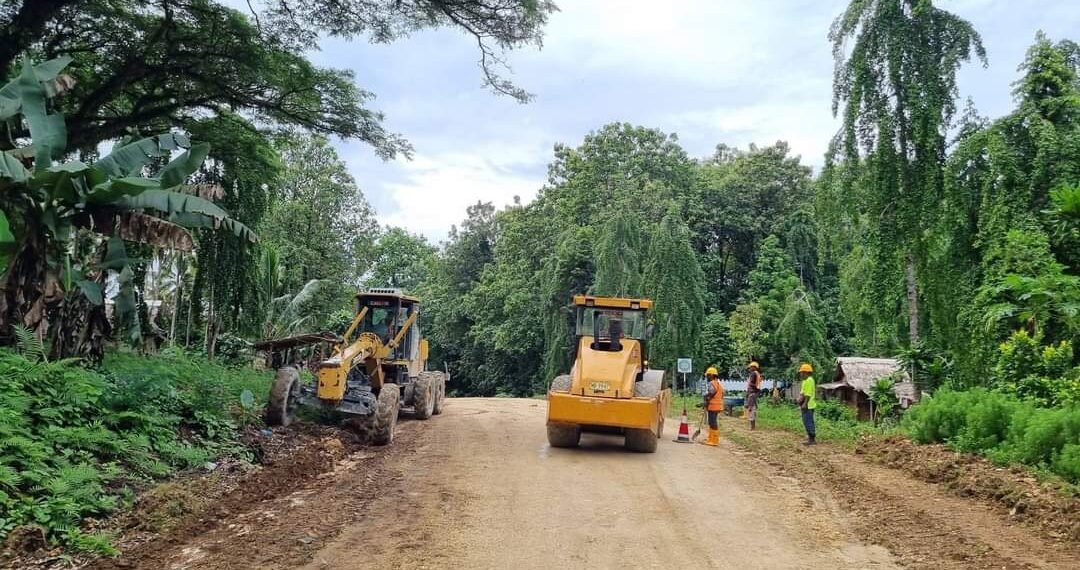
left=309, top=0, right=1080, bottom=241
left=378, top=147, right=546, bottom=243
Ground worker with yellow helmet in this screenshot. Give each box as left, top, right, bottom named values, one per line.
left=745, top=361, right=763, bottom=430
left=796, top=363, right=817, bottom=445
left=701, top=366, right=723, bottom=447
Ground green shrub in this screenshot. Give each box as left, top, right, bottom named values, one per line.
left=1052, top=443, right=1080, bottom=483
left=901, top=388, right=1080, bottom=482
left=953, top=391, right=1023, bottom=453
left=994, top=330, right=1043, bottom=384
left=1002, top=405, right=1080, bottom=466
left=901, top=389, right=978, bottom=443
left=816, top=399, right=857, bottom=423
left=994, top=331, right=1079, bottom=407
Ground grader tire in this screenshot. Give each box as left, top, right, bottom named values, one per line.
left=372, top=383, right=400, bottom=446
left=549, top=374, right=572, bottom=393
left=546, top=423, right=581, bottom=448
left=412, top=373, right=438, bottom=420
left=266, top=367, right=301, bottom=427
left=432, top=373, right=447, bottom=415
left=625, top=428, right=659, bottom=453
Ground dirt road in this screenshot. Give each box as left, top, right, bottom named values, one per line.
left=89, top=398, right=1079, bottom=570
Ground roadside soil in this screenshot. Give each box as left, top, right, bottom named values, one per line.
left=717, top=414, right=1080, bottom=570
left=7, top=398, right=1077, bottom=569
left=856, top=434, right=1079, bottom=542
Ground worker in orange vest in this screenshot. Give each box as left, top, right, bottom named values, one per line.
left=701, top=367, right=724, bottom=446
left=746, top=361, right=763, bottom=431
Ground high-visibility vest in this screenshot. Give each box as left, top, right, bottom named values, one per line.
left=707, top=379, right=724, bottom=411
left=748, top=370, right=762, bottom=391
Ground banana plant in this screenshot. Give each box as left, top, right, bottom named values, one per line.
left=0, top=57, right=256, bottom=360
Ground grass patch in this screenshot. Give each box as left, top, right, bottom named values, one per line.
left=668, top=392, right=702, bottom=417
left=755, top=400, right=885, bottom=446
left=723, top=428, right=753, bottom=448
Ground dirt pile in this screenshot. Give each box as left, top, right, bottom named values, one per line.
left=857, top=435, right=1080, bottom=542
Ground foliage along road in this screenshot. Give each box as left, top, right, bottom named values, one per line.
left=89, top=399, right=1079, bottom=570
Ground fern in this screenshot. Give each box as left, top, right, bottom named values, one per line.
left=0, top=348, right=273, bottom=550
left=13, top=325, right=47, bottom=363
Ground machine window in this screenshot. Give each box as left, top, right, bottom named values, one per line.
left=577, top=308, right=645, bottom=340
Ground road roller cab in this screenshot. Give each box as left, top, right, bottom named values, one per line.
left=546, top=295, right=671, bottom=452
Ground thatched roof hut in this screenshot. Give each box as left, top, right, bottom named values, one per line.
left=819, top=357, right=917, bottom=420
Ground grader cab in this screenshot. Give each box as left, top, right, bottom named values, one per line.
left=546, top=295, right=670, bottom=452
left=261, top=288, right=447, bottom=445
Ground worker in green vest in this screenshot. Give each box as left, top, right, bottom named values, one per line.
left=796, top=363, right=817, bottom=445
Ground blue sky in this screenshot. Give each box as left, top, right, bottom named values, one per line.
left=295, top=0, right=1080, bottom=242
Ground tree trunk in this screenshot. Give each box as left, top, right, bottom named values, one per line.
left=0, top=230, right=111, bottom=362
left=904, top=253, right=920, bottom=344
left=170, top=279, right=181, bottom=344
left=185, top=285, right=194, bottom=347
left=905, top=253, right=920, bottom=381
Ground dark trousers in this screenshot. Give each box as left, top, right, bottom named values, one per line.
left=801, top=408, right=816, bottom=440
left=707, top=410, right=719, bottom=429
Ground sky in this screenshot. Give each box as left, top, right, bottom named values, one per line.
left=294, top=0, right=1080, bottom=243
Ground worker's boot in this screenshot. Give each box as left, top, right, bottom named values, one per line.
left=750, top=419, right=756, bottom=431
left=703, top=428, right=719, bottom=447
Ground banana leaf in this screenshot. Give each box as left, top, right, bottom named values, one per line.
left=14, top=60, right=66, bottom=167
left=95, top=134, right=190, bottom=178
left=0, top=56, right=72, bottom=120
left=168, top=211, right=258, bottom=243
left=86, top=177, right=161, bottom=204
left=31, top=56, right=74, bottom=83
left=118, top=190, right=257, bottom=243
left=0, top=151, right=31, bottom=184
left=76, top=280, right=103, bottom=305
left=158, top=143, right=209, bottom=189
left=116, top=212, right=195, bottom=251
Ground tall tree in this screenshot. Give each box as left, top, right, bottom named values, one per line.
left=421, top=202, right=500, bottom=394
left=255, top=133, right=378, bottom=326
left=931, top=34, right=1080, bottom=382
left=643, top=208, right=706, bottom=374
left=688, top=141, right=814, bottom=312
left=543, top=123, right=694, bottom=229
left=186, top=112, right=281, bottom=337
left=593, top=211, right=646, bottom=298
left=829, top=0, right=985, bottom=355
left=540, top=227, right=594, bottom=385
left=364, top=227, right=436, bottom=291
left=1, top=0, right=555, bottom=152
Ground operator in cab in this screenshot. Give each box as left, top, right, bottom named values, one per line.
left=372, top=310, right=395, bottom=343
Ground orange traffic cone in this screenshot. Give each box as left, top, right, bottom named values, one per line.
left=673, top=408, right=691, bottom=443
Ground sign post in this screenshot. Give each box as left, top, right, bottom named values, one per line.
left=676, top=358, right=692, bottom=393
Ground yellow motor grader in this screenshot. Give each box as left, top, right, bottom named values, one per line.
left=258, top=288, right=447, bottom=445
left=546, top=295, right=670, bottom=452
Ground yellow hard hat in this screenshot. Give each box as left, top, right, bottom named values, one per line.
left=705, top=366, right=719, bottom=377
left=799, top=363, right=813, bottom=373
left=748, top=361, right=760, bottom=369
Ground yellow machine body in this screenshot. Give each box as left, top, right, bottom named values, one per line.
left=546, top=295, right=670, bottom=449
left=316, top=290, right=421, bottom=403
